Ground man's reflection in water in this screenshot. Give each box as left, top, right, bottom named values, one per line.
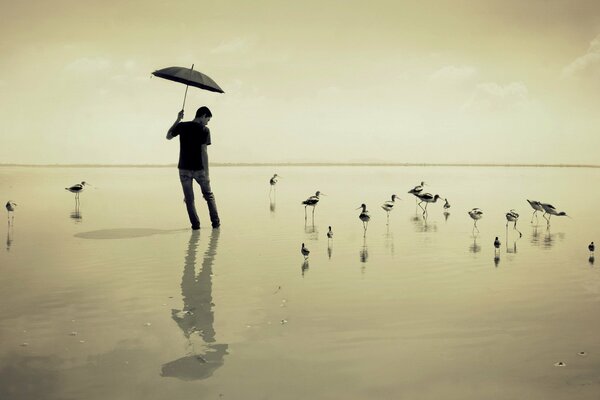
left=161, top=229, right=228, bottom=381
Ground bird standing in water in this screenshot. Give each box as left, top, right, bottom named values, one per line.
left=66, top=181, right=88, bottom=201
left=408, top=181, right=426, bottom=204
left=505, top=209, right=522, bottom=237
left=301, top=243, right=310, bottom=260
left=540, top=203, right=568, bottom=226
left=302, top=191, right=324, bottom=221
left=526, top=199, right=544, bottom=223
left=327, top=226, right=333, bottom=239
left=5, top=201, right=17, bottom=225
left=357, top=204, right=371, bottom=235
left=381, top=194, right=399, bottom=223
left=415, top=193, right=440, bottom=215
left=494, top=236, right=501, bottom=254
left=468, top=208, right=483, bottom=232
left=589, top=242, right=595, bottom=256
left=269, top=174, right=281, bottom=195
left=443, top=198, right=451, bottom=210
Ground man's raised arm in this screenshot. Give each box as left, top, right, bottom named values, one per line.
left=166, top=110, right=184, bottom=140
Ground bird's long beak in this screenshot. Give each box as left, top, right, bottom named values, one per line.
left=320, top=193, right=327, bottom=196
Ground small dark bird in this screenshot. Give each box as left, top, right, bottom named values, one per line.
left=327, top=226, right=333, bottom=239
left=301, top=243, right=310, bottom=259
left=589, top=242, right=595, bottom=255
left=494, top=237, right=501, bottom=250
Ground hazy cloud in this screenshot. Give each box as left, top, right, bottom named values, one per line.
left=210, top=37, right=255, bottom=54
left=463, top=82, right=530, bottom=111
left=562, top=34, right=600, bottom=78
left=430, top=65, right=477, bottom=82
left=65, top=57, right=111, bottom=72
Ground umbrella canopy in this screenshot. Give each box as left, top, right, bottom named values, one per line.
left=152, top=66, right=224, bottom=93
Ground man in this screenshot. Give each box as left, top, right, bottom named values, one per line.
left=167, top=106, right=220, bottom=230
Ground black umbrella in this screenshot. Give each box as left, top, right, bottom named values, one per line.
left=152, top=64, right=224, bottom=110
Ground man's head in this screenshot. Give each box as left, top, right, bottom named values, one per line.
left=195, top=106, right=212, bottom=126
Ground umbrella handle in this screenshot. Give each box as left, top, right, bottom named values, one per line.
left=181, top=64, right=195, bottom=111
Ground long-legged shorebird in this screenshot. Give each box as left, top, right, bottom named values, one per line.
left=540, top=203, right=568, bottom=226
left=408, top=181, right=426, bottom=204
left=494, top=236, right=501, bottom=255
left=415, top=193, right=440, bottom=215
left=443, top=198, right=451, bottom=210
left=327, top=226, right=333, bottom=239
left=301, top=243, right=310, bottom=260
left=505, top=209, right=522, bottom=237
left=302, top=191, right=324, bottom=221
left=66, top=181, right=88, bottom=202
left=357, top=204, right=370, bottom=235
left=526, top=199, right=544, bottom=223
left=269, top=174, right=281, bottom=195
left=468, top=208, right=483, bottom=233
left=588, top=242, right=595, bottom=256
left=381, top=194, right=400, bottom=223
left=5, top=201, right=17, bottom=225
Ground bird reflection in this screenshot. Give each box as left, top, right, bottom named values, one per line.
left=70, top=201, right=82, bottom=223
left=542, top=227, right=565, bottom=249
left=494, top=255, right=500, bottom=267
left=384, top=225, right=395, bottom=256
left=301, top=260, right=309, bottom=276
left=269, top=197, right=276, bottom=213
left=360, top=237, right=369, bottom=264
left=327, top=242, right=333, bottom=259
left=469, top=236, right=481, bottom=253
left=6, top=226, right=13, bottom=251
left=161, top=229, right=228, bottom=381
left=304, top=222, right=319, bottom=240
left=411, top=212, right=436, bottom=232
left=443, top=211, right=450, bottom=222
left=589, top=256, right=595, bottom=266
left=530, top=225, right=540, bottom=246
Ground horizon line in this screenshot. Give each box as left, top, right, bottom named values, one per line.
left=1, top=162, right=599, bottom=168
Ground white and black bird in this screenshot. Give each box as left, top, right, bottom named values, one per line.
left=302, top=191, right=324, bottom=220
left=526, top=199, right=544, bottom=223
left=65, top=181, right=88, bottom=200
left=301, top=243, right=310, bottom=259
left=5, top=201, right=17, bottom=225
left=408, top=181, right=426, bottom=204
left=443, top=198, right=451, bottom=210
left=494, top=236, right=501, bottom=252
left=327, top=226, right=333, bottom=239
left=540, top=203, right=568, bottom=225
left=357, top=203, right=371, bottom=234
left=588, top=242, right=595, bottom=255
left=415, top=193, right=440, bottom=214
left=381, top=194, right=400, bottom=222
left=468, top=208, right=483, bottom=232
left=269, top=174, right=280, bottom=186
left=505, top=209, right=522, bottom=237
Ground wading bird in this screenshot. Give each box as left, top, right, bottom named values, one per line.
left=301, top=243, right=310, bottom=260
left=302, top=191, right=324, bottom=221
left=327, top=226, right=333, bottom=239
left=408, top=181, right=426, bottom=204
left=357, top=204, right=370, bottom=235
left=540, top=203, right=569, bottom=226
left=381, top=194, right=400, bottom=223
left=505, top=209, right=522, bottom=237
left=443, top=198, right=451, bottom=210
left=5, top=201, right=17, bottom=225
left=468, top=208, right=483, bottom=232
left=415, top=193, right=440, bottom=214
left=66, top=181, right=88, bottom=201
left=269, top=174, right=281, bottom=195
left=526, top=199, right=544, bottom=223
left=494, top=236, right=501, bottom=252
left=588, top=242, right=594, bottom=256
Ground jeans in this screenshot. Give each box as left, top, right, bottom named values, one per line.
left=179, top=169, right=220, bottom=228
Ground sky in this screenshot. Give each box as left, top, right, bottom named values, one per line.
left=1, top=0, right=600, bottom=165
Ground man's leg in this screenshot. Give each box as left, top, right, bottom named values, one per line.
left=194, top=170, right=220, bottom=228
left=179, top=169, right=201, bottom=229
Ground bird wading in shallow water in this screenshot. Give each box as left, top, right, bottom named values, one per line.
left=415, top=193, right=440, bottom=215
left=357, top=204, right=371, bottom=235
left=589, top=242, right=595, bottom=256
left=526, top=199, right=544, bottom=223
left=540, top=203, right=569, bottom=226
left=5, top=201, right=17, bottom=225
left=505, top=209, right=522, bottom=237
left=443, top=198, right=451, bottom=210
left=66, top=181, right=88, bottom=201
left=408, top=181, right=426, bottom=204
left=381, top=194, right=400, bottom=223
left=302, top=191, right=324, bottom=221
left=468, top=208, right=483, bottom=233
left=301, top=243, right=310, bottom=260
left=327, top=226, right=333, bottom=239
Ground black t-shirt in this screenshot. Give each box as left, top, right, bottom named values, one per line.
left=171, top=122, right=211, bottom=170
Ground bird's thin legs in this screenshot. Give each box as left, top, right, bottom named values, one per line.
left=514, top=221, right=522, bottom=237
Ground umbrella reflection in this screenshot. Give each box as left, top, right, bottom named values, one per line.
left=161, top=229, right=228, bottom=381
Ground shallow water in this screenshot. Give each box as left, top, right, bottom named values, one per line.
left=1, top=166, right=599, bottom=399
